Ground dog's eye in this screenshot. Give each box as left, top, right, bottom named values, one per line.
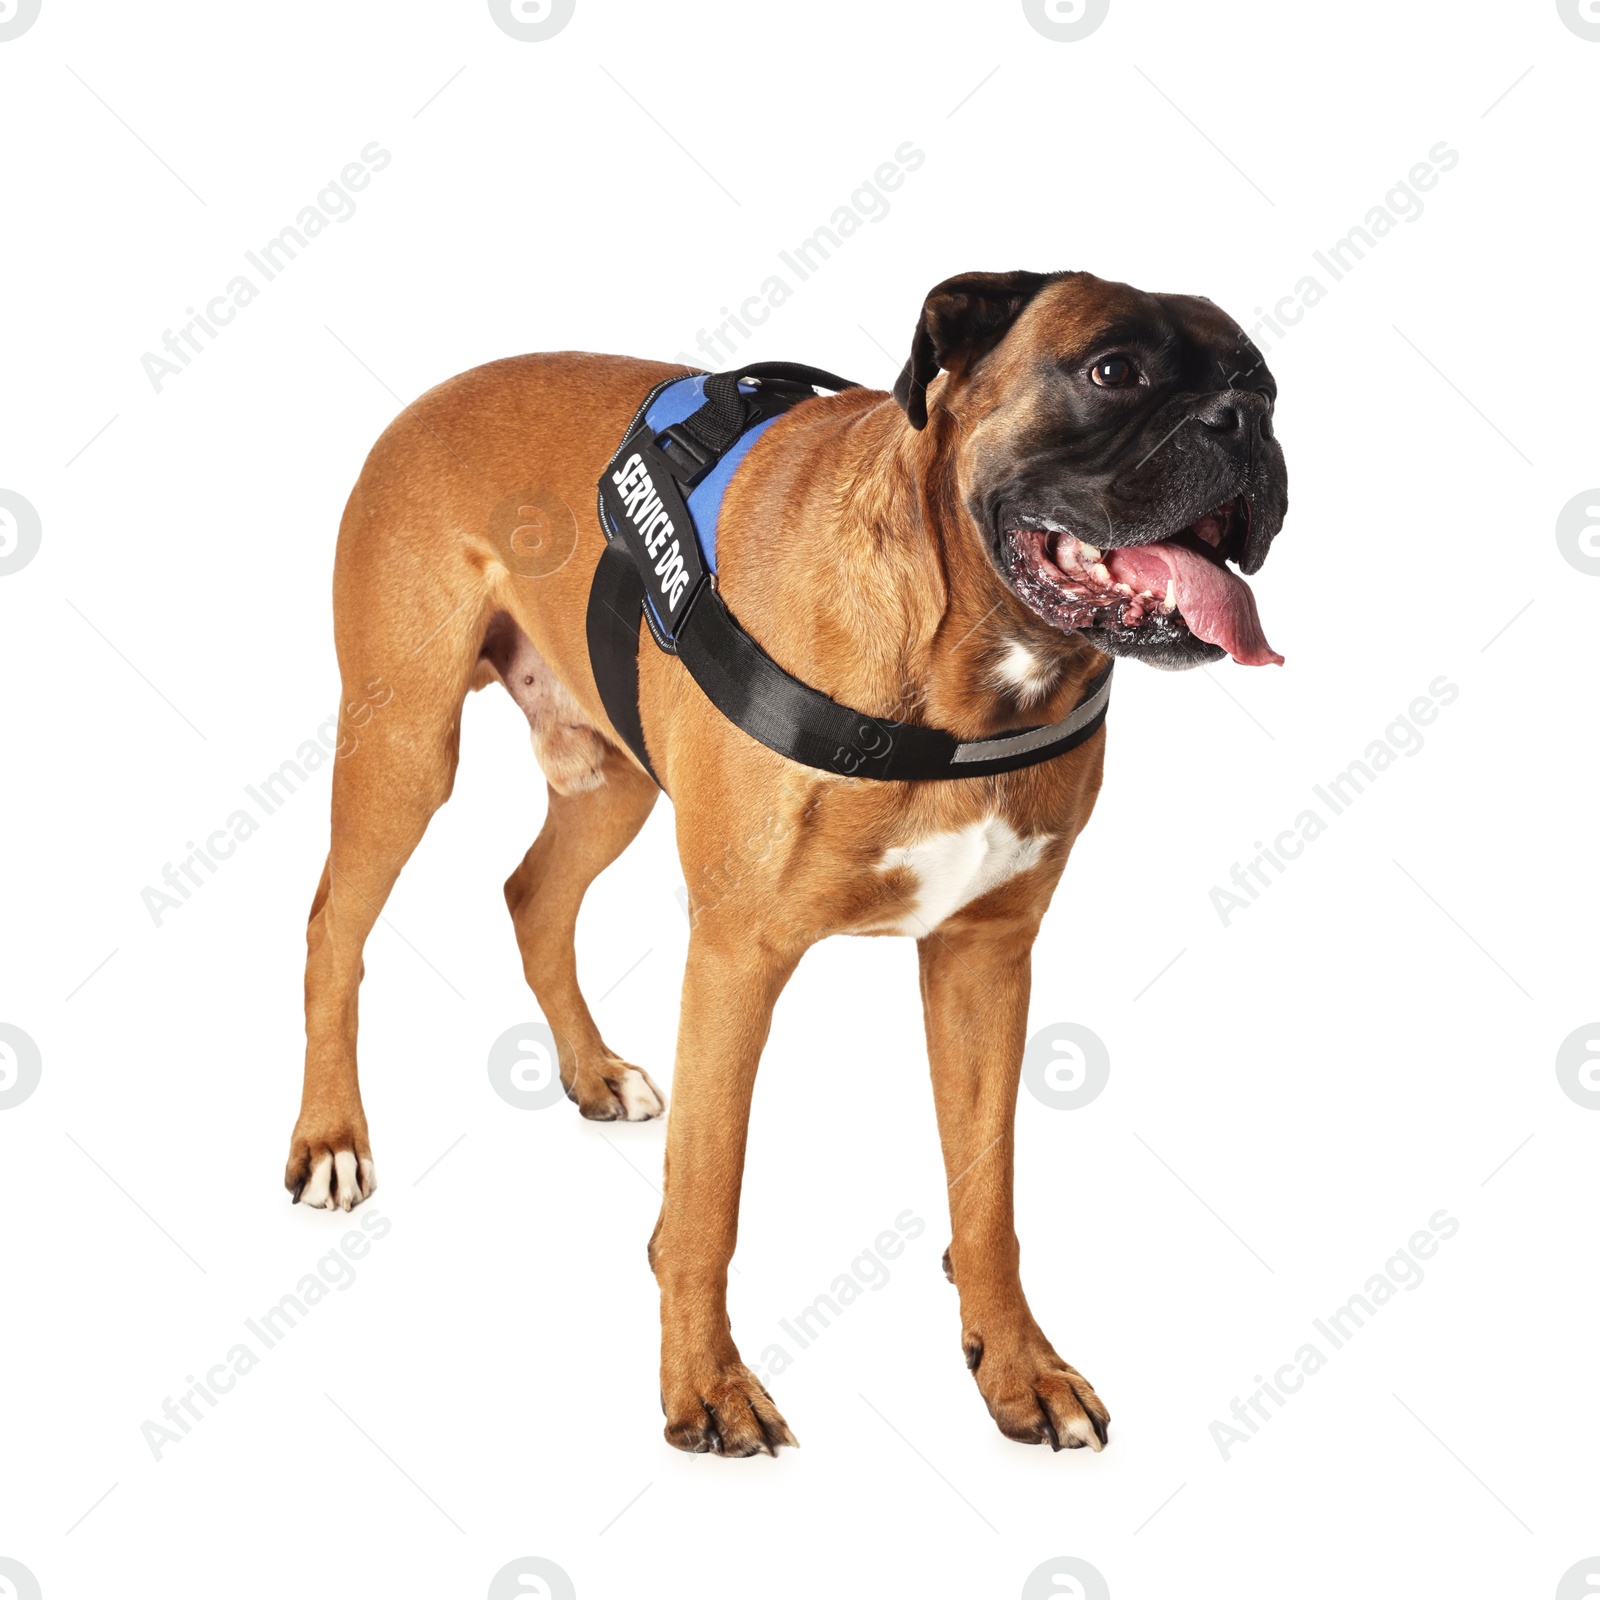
left=1090, top=355, right=1138, bottom=388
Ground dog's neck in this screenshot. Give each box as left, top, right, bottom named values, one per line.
left=717, top=389, right=1106, bottom=742
left=912, top=409, right=1107, bottom=735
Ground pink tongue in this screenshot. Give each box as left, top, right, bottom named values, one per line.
left=1105, top=542, right=1283, bottom=666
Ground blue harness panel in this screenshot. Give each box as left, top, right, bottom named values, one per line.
left=638, top=376, right=779, bottom=576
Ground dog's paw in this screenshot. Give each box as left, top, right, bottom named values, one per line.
left=661, top=1359, right=796, bottom=1457
left=964, top=1331, right=1109, bottom=1452
left=567, top=1059, right=666, bottom=1123
left=285, top=1127, right=376, bottom=1211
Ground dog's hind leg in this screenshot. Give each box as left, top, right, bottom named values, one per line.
left=285, top=593, right=483, bottom=1211
left=497, top=656, right=664, bottom=1119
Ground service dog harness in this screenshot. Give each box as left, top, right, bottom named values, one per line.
left=588, top=362, right=1112, bottom=788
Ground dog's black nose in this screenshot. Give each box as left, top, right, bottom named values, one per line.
left=1195, top=389, right=1273, bottom=442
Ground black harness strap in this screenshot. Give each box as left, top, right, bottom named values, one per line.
left=587, top=361, right=1113, bottom=788
left=676, top=586, right=1113, bottom=780
left=585, top=537, right=659, bottom=783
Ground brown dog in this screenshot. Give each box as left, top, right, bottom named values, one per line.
left=284, top=269, right=1288, bottom=1456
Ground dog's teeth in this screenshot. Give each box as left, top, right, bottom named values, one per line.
left=1052, top=535, right=1082, bottom=572
left=1091, top=563, right=1111, bottom=586
left=1078, top=541, right=1101, bottom=563
left=1164, top=579, right=1177, bottom=610
left=1112, top=582, right=1133, bottom=597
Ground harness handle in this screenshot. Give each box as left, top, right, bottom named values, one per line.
left=676, top=363, right=861, bottom=458
left=717, top=361, right=861, bottom=394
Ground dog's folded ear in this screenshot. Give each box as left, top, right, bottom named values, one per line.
left=894, top=270, right=1060, bottom=429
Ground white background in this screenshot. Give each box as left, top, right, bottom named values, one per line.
left=2, top=2, right=1596, bottom=1596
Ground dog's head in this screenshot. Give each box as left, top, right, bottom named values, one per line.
left=895, top=269, right=1288, bottom=669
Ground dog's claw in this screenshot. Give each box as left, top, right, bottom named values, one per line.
left=966, top=1335, right=1109, bottom=1453
left=662, top=1363, right=795, bottom=1457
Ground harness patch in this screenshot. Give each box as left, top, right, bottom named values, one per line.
left=609, top=451, right=692, bottom=618
left=597, top=408, right=711, bottom=649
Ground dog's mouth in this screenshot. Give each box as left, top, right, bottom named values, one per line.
left=1002, top=496, right=1282, bottom=666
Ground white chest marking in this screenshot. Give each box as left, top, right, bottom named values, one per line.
left=878, top=816, right=1049, bottom=935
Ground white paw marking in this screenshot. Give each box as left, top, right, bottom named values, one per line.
left=1062, top=1409, right=1104, bottom=1452
left=301, top=1151, right=374, bottom=1210
left=333, top=1151, right=359, bottom=1211
left=878, top=816, right=1049, bottom=935
left=614, top=1066, right=666, bottom=1121
left=302, top=1154, right=333, bottom=1208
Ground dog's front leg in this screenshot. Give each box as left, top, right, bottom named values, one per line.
left=650, top=925, right=800, bottom=1456
left=918, top=916, right=1111, bottom=1452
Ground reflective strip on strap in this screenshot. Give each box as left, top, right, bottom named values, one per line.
left=949, top=667, right=1113, bottom=764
